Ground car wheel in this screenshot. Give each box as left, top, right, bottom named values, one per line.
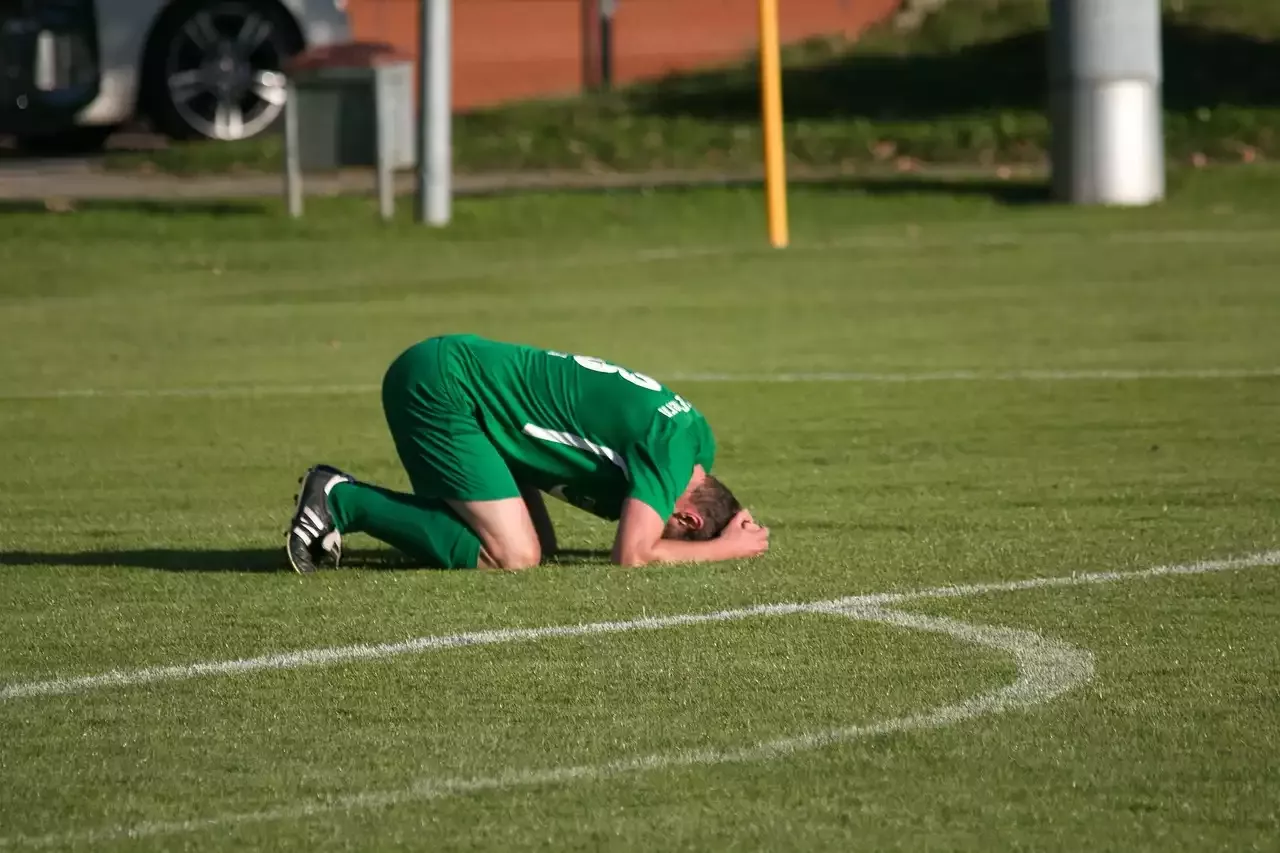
left=143, top=0, right=301, bottom=142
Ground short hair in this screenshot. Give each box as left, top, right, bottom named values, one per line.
left=683, top=475, right=742, bottom=541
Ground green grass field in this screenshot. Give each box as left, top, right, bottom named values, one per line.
left=1, top=169, right=1279, bottom=851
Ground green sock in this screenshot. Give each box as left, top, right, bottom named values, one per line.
left=327, top=481, right=481, bottom=569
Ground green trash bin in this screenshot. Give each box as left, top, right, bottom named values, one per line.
left=282, top=42, right=415, bottom=220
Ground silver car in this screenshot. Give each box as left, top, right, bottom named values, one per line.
left=0, top=0, right=351, bottom=150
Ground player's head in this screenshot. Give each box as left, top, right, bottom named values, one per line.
left=663, top=474, right=742, bottom=541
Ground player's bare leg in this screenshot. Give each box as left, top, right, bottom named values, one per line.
left=446, top=496, right=542, bottom=571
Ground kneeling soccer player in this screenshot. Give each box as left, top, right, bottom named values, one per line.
left=286, top=333, right=769, bottom=572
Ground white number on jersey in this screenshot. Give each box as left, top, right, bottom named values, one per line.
left=545, top=349, right=663, bottom=391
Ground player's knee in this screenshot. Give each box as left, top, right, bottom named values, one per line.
left=491, top=539, right=542, bottom=571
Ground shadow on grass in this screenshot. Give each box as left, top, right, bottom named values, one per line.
left=456, top=172, right=1053, bottom=206
left=0, top=173, right=1051, bottom=210
left=0, top=199, right=268, bottom=217
left=803, top=175, right=1051, bottom=205
left=546, top=548, right=614, bottom=566
left=630, top=23, right=1280, bottom=122
left=0, top=547, right=613, bottom=572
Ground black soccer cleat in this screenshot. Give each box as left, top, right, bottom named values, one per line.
left=286, top=464, right=353, bottom=574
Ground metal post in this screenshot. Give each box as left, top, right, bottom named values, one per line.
left=416, top=0, right=452, bottom=226
left=581, top=0, right=601, bottom=91
left=374, top=67, right=395, bottom=222
left=283, top=81, right=303, bottom=218
left=1049, top=0, right=1164, bottom=205
left=600, top=0, right=616, bottom=90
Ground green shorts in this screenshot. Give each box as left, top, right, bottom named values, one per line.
left=381, top=336, right=521, bottom=503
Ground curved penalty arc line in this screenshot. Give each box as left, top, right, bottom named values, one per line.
left=0, top=603, right=1094, bottom=849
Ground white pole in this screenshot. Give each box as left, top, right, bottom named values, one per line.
left=283, top=82, right=303, bottom=218
left=416, top=0, right=452, bottom=225
left=1049, top=0, right=1164, bottom=206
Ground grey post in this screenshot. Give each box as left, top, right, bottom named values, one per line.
left=415, top=0, right=452, bottom=225
left=600, top=0, right=616, bottom=89
left=581, top=0, right=601, bottom=91
left=283, top=81, right=303, bottom=218
left=1049, top=0, right=1165, bottom=205
left=374, top=66, right=395, bottom=222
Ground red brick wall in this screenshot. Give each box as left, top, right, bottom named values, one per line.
left=346, top=0, right=901, bottom=109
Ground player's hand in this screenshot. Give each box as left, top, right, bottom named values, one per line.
left=718, top=509, right=769, bottom=558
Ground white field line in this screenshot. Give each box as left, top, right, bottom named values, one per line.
left=7, top=549, right=1276, bottom=849
left=4, top=227, right=1278, bottom=302
left=671, top=367, right=1280, bottom=384
left=1, top=601, right=1095, bottom=850
left=3, top=367, right=1278, bottom=401
left=580, top=228, right=1280, bottom=266
left=2, top=226, right=1277, bottom=321
left=818, top=549, right=1280, bottom=609
left=3, top=551, right=1276, bottom=703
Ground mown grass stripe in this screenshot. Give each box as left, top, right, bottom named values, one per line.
left=2, top=367, right=1278, bottom=402
left=4, top=550, right=1275, bottom=702
left=9, top=549, right=1276, bottom=849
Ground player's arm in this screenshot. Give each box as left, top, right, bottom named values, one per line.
left=611, top=498, right=767, bottom=567
left=519, top=482, right=558, bottom=558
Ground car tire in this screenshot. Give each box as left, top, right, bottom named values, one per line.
left=142, top=0, right=302, bottom=142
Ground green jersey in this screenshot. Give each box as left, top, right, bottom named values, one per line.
left=445, top=334, right=716, bottom=521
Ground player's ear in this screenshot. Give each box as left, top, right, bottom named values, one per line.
left=674, top=510, right=704, bottom=533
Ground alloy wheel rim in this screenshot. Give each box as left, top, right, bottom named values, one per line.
left=164, top=2, right=289, bottom=140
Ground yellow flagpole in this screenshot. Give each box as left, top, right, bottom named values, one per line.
left=758, top=0, right=789, bottom=248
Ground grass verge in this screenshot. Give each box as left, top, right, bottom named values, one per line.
left=103, top=0, right=1280, bottom=177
